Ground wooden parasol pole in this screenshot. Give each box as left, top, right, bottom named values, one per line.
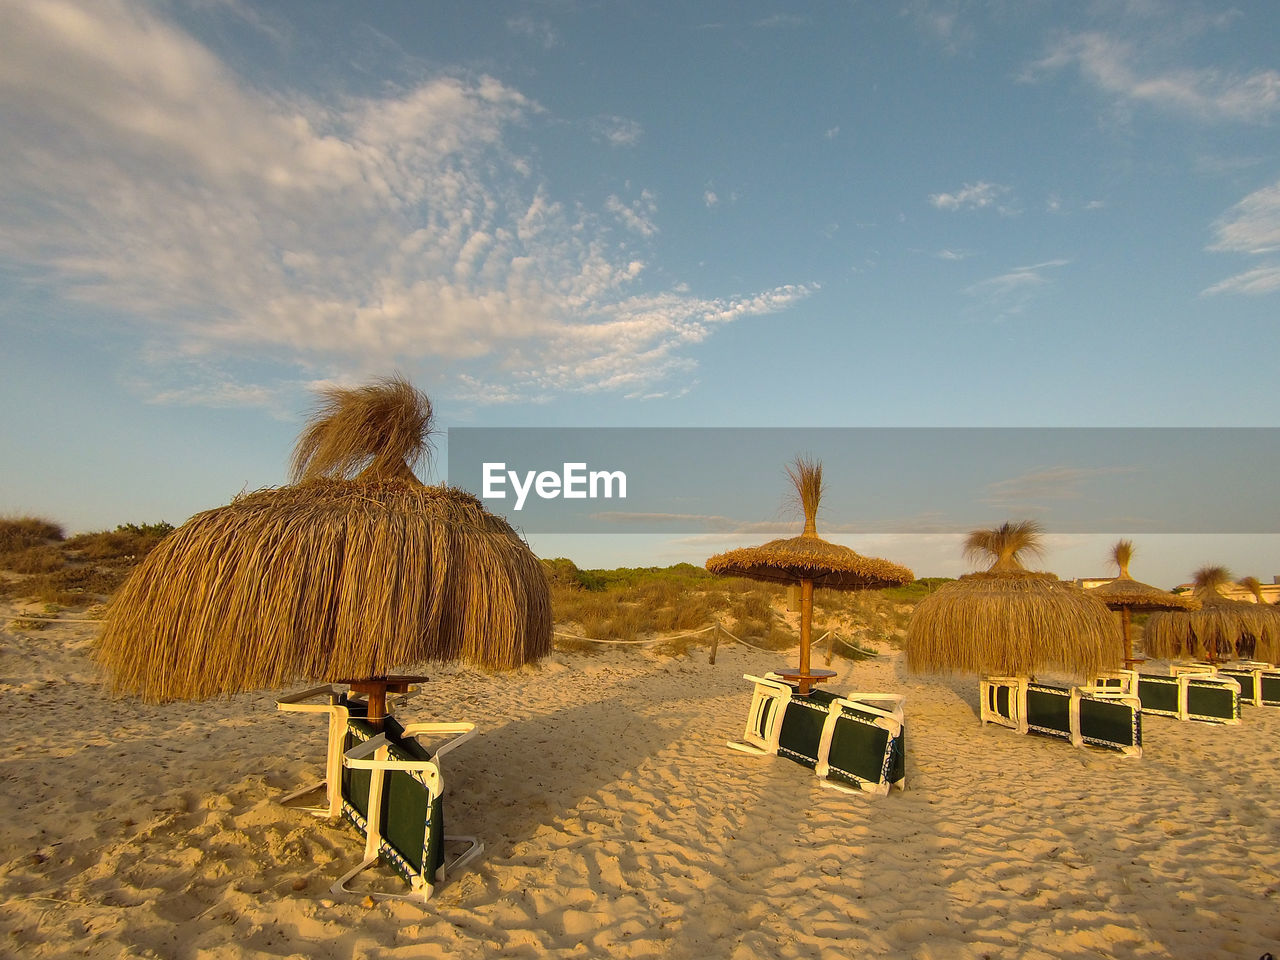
left=799, top=578, right=814, bottom=691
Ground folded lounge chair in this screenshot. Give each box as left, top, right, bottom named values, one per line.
left=1136, top=664, right=1241, bottom=724
left=727, top=674, right=906, bottom=795
left=277, top=686, right=483, bottom=902
left=980, top=674, right=1142, bottom=757
left=335, top=718, right=483, bottom=903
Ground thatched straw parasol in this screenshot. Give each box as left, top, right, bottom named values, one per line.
left=1146, top=567, right=1275, bottom=664
left=1089, top=540, right=1200, bottom=669
left=907, top=521, right=1120, bottom=680
left=96, top=376, right=552, bottom=721
left=705, top=457, right=913, bottom=694
left=1238, top=576, right=1280, bottom=664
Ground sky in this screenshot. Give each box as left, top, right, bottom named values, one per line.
left=1, top=0, right=1277, bottom=586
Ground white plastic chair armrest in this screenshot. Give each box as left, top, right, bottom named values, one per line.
left=277, top=685, right=342, bottom=711
left=343, top=734, right=438, bottom=772
left=743, top=673, right=792, bottom=694
left=399, top=722, right=478, bottom=761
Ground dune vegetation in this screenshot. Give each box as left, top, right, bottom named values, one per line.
left=1, top=515, right=947, bottom=657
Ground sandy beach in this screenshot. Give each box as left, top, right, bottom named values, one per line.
left=2, top=609, right=1278, bottom=960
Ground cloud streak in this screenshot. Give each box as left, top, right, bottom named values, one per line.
left=1204, top=179, right=1280, bottom=296
left=1034, top=31, right=1280, bottom=123
left=0, top=0, right=805, bottom=406
left=929, top=181, right=1017, bottom=215
left=963, top=259, right=1070, bottom=318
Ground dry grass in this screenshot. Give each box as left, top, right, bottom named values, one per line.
left=5, top=545, right=66, bottom=574
left=0, top=516, right=64, bottom=555
left=64, top=523, right=174, bottom=561
left=0, top=520, right=172, bottom=608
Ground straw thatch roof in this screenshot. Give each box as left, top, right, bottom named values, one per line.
left=1143, top=566, right=1275, bottom=663
left=906, top=521, right=1121, bottom=679
left=1089, top=540, right=1200, bottom=613
left=705, top=459, right=913, bottom=589
left=96, top=376, right=551, bottom=703
left=1239, top=576, right=1280, bottom=663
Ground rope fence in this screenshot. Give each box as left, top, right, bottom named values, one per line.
left=11, top=614, right=886, bottom=663
left=555, top=622, right=884, bottom=665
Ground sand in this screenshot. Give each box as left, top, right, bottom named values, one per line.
left=2, top=610, right=1278, bottom=960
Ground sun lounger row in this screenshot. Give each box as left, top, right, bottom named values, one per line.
left=1214, top=661, right=1280, bottom=708
left=727, top=674, right=906, bottom=796
left=979, top=674, right=1143, bottom=757
left=1129, top=666, right=1242, bottom=724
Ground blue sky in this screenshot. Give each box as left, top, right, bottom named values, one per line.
left=1, top=0, right=1277, bottom=585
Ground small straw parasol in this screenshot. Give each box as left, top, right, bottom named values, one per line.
left=907, top=520, right=1121, bottom=680
left=705, top=457, right=913, bottom=694
left=1088, top=540, right=1200, bottom=669
left=95, top=376, right=552, bottom=726
left=1146, top=567, right=1274, bottom=664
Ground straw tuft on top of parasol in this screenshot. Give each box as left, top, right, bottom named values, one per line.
left=907, top=520, right=1121, bottom=680
left=95, top=375, right=552, bottom=704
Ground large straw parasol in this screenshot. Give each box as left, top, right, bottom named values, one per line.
left=907, top=520, right=1121, bottom=680
left=1238, top=576, right=1280, bottom=664
left=705, top=457, right=913, bottom=694
left=95, top=376, right=552, bottom=721
left=1089, top=540, right=1200, bottom=669
left=1146, top=567, right=1275, bottom=664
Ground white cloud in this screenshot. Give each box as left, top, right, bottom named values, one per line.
left=704, top=191, right=719, bottom=208
left=0, top=1, right=804, bottom=405
left=964, top=259, right=1070, bottom=318
left=1209, top=181, right=1280, bottom=255
left=1034, top=31, right=1280, bottom=123
left=982, top=466, right=1138, bottom=508
left=1204, top=179, right=1280, bottom=296
left=507, top=15, right=559, bottom=49
left=824, top=125, right=840, bottom=140
left=591, top=115, right=643, bottom=147
left=902, top=0, right=976, bottom=56
left=929, top=181, right=1017, bottom=214
left=606, top=191, right=659, bottom=237
left=937, top=249, right=972, bottom=261
left=1203, top=264, right=1280, bottom=297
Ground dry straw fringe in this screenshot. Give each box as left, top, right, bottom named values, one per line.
left=95, top=480, right=552, bottom=703
left=907, top=575, right=1120, bottom=679
left=1144, top=565, right=1280, bottom=664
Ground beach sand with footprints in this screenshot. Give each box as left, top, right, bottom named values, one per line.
left=2, top=607, right=1278, bottom=960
